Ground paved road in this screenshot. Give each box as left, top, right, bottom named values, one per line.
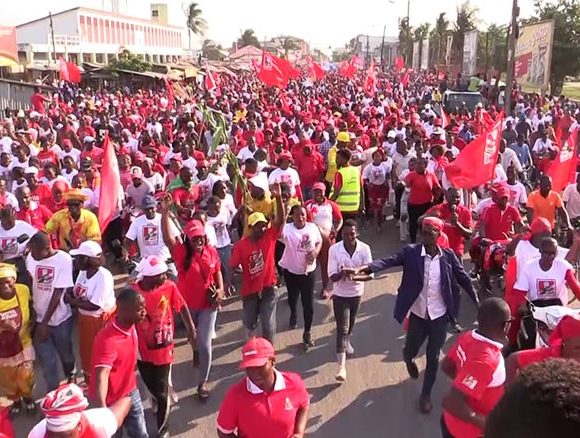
left=12, top=221, right=479, bottom=437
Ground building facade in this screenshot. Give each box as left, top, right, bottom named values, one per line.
left=351, top=34, right=399, bottom=67
left=16, top=7, right=184, bottom=66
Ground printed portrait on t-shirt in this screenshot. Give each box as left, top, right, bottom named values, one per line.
left=143, top=225, right=159, bottom=246
left=537, top=278, right=556, bottom=297
left=0, top=237, right=17, bottom=256
left=73, top=284, right=87, bottom=299
left=36, top=266, right=54, bottom=291
left=248, top=249, right=265, bottom=277
left=141, top=295, right=173, bottom=350
left=298, top=234, right=312, bottom=253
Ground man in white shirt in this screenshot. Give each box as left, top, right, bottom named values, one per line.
left=236, top=136, right=258, bottom=163
left=26, top=231, right=75, bottom=392
left=0, top=205, right=36, bottom=285
left=268, top=151, right=301, bottom=198
left=500, top=139, right=523, bottom=173
left=125, top=167, right=154, bottom=217
left=563, top=174, right=580, bottom=221
left=327, top=219, right=373, bottom=381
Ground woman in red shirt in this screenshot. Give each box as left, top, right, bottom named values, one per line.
left=404, top=157, right=441, bottom=242
left=160, top=196, right=224, bottom=401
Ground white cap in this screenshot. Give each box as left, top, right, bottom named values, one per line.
left=424, top=104, right=431, bottom=110
left=24, top=166, right=39, bottom=175
left=387, top=130, right=396, bottom=138
left=432, top=127, right=445, bottom=136
left=83, top=136, right=95, bottom=143
left=70, top=240, right=102, bottom=258
left=476, top=102, right=483, bottom=108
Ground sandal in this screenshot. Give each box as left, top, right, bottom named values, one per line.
left=9, top=400, right=21, bottom=417
left=197, top=382, right=210, bottom=401
left=23, top=398, right=36, bottom=414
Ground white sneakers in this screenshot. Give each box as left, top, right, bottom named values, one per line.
left=346, top=339, right=355, bottom=355
left=335, top=352, right=347, bottom=382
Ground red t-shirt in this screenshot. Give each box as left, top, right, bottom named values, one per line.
left=81, top=148, right=104, bottom=166
left=134, top=280, right=185, bottom=365
left=30, top=93, right=46, bottom=114
left=515, top=345, right=560, bottom=368
left=90, top=321, right=138, bottom=406
left=216, top=371, right=309, bottom=438
left=404, top=171, right=440, bottom=205
left=172, top=243, right=221, bottom=310
left=443, top=331, right=505, bottom=438
left=37, top=150, right=58, bottom=167
left=171, top=186, right=201, bottom=221
left=481, top=204, right=522, bottom=241
left=295, top=151, right=325, bottom=189
left=29, top=184, right=52, bottom=206
left=549, top=315, right=580, bottom=346
left=15, top=204, right=52, bottom=230
left=230, top=225, right=280, bottom=297
left=427, top=203, right=473, bottom=256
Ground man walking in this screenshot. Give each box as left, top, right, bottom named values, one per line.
left=354, top=217, right=478, bottom=413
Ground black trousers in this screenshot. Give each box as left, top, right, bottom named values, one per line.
left=332, top=296, right=361, bottom=353
left=137, top=361, right=171, bottom=436
left=283, top=270, right=315, bottom=333
left=407, top=202, right=432, bottom=243
left=403, top=313, right=449, bottom=396
left=103, top=217, right=123, bottom=259
left=394, top=182, right=406, bottom=219
left=275, top=241, right=285, bottom=280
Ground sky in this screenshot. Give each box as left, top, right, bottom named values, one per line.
left=4, top=0, right=537, bottom=51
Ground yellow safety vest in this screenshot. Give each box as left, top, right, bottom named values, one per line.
left=334, top=166, right=361, bottom=213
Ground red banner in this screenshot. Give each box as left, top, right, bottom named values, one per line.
left=546, top=128, right=578, bottom=192
left=257, top=52, right=287, bottom=88
left=445, top=117, right=504, bottom=188
left=98, top=136, right=121, bottom=232
left=0, top=27, right=17, bottom=62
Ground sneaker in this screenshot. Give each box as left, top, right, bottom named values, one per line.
left=346, top=340, right=355, bottom=355
left=289, top=314, right=297, bottom=330
left=303, top=332, right=314, bottom=351
left=335, top=366, right=347, bottom=382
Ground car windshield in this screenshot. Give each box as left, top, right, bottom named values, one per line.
left=446, top=93, right=483, bottom=110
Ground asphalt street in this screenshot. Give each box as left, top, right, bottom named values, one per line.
left=11, top=219, right=480, bottom=437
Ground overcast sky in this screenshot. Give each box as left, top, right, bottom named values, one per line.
left=5, top=0, right=537, bottom=50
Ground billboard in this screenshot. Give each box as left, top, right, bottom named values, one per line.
left=420, top=38, right=429, bottom=70
left=515, top=20, right=555, bottom=90
left=0, top=26, right=17, bottom=65
left=412, top=41, right=420, bottom=71
left=462, top=30, right=478, bottom=75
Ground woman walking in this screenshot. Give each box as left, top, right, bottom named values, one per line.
left=279, top=205, right=322, bottom=350
left=160, top=196, right=224, bottom=400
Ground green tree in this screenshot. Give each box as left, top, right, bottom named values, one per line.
left=453, top=1, right=479, bottom=65
left=430, top=12, right=450, bottom=65
left=526, top=0, right=580, bottom=95
left=202, top=39, right=224, bottom=61
left=109, top=50, right=151, bottom=72
left=398, top=17, right=413, bottom=64
left=279, top=36, right=301, bottom=58
left=479, top=23, right=508, bottom=75
left=182, top=2, right=207, bottom=50
left=238, top=29, right=261, bottom=49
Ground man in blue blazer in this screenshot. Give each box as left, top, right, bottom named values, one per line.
left=354, top=216, right=478, bottom=414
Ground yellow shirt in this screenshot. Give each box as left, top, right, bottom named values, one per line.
left=325, top=146, right=339, bottom=183
left=0, top=284, right=33, bottom=365
left=45, top=208, right=102, bottom=251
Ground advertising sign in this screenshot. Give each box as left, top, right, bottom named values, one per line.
left=515, top=20, right=555, bottom=90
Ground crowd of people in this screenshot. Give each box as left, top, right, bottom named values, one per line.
left=0, top=63, right=578, bottom=438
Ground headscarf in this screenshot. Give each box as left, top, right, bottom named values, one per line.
left=41, top=383, right=89, bottom=433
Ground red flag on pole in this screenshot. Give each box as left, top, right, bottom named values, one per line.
left=363, top=59, right=377, bottom=94
left=97, top=136, right=121, bottom=233
left=401, top=69, right=410, bottom=87
left=58, top=57, right=81, bottom=83
left=58, top=57, right=70, bottom=82
left=204, top=61, right=217, bottom=91
left=306, top=57, right=325, bottom=81
left=441, top=110, right=449, bottom=128
left=394, top=56, right=404, bottom=72
left=257, top=51, right=287, bottom=88
left=164, top=77, right=174, bottom=110
left=445, top=116, right=504, bottom=188
left=546, top=128, right=578, bottom=192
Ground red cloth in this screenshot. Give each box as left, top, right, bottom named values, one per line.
left=171, top=186, right=201, bottom=221
left=172, top=243, right=221, bottom=310
left=295, top=150, right=325, bottom=189
left=230, top=225, right=280, bottom=297
left=545, top=128, right=578, bottom=192
left=134, top=280, right=185, bottom=365
left=481, top=204, right=521, bottom=241
left=549, top=315, right=580, bottom=346
left=257, top=52, right=287, bottom=88
left=445, top=117, right=504, bottom=188
left=97, top=136, right=121, bottom=233
left=16, top=204, right=52, bottom=230
left=30, top=93, right=47, bottom=114
left=90, top=321, right=138, bottom=406
left=0, top=408, right=13, bottom=438
left=426, top=203, right=472, bottom=256
left=29, top=184, right=52, bottom=206
left=404, top=171, right=440, bottom=205
left=515, top=345, right=560, bottom=368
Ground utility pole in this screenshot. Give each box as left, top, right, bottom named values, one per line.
left=49, top=12, right=57, bottom=64
left=505, top=0, right=519, bottom=115
left=366, top=34, right=370, bottom=66
left=380, top=24, right=386, bottom=70
left=406, top=0, right=411, bottom=64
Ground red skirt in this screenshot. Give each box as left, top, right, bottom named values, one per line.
left=368, top=184, right=388, bottom=211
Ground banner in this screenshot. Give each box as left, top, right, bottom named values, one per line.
left=445, top=35, right=453, bottom=67
left=514, top=20, right=555, bottom=91
left=412, top=41, right=420, bottom=71
left=420, top=38, right=429, bottom=70
left=545, top=128, right=578, bottom=192
left=462, top=30, right=478, bottom=75
left=0, top=26, right=17, bottom=67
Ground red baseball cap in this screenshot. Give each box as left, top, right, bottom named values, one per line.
left=184, top=220, right=205, bottom=239
left=312, top=182, right=326, bottom=192
left=240, top=337, right=275, bottom=369
left=278, top=151, right=293, bottom=161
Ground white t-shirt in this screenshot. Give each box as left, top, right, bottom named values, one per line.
left=279, top=222, right=322, bottom=275
left=328, top=240, right=373, bottom=297
left=28, top=407, right=118, bottom=438
left=515, top=258, right=573, bottom=304
left=532, top=138, right=552, bottom=154
left=563, top=184, right=580, bottom=219
left=514, top=239, right=568, bottom=279
left=220, top=194, right=236, bottom=222
left=0, top=220, right=37, bottom=260
left=73, top=267, right=116, bottom=317
left=61, top=168, right=79, bottom=184
left=58, top=148, right=81, bottom=164
left=507, top=181, right=528, bottom=207
left=143, top=172, right=164, bottom=191
left=26, top=250, right=74, bottom=326
left=125, top=213, right=179, bottom=260
left=205, top=223, right=218, bottom=247
left=363, top=161, right=392, bottom=186
left=206, top=211, right=231, bottom=248
left=474, top=197, right=494, bottom=216
left=197, top=174, right=222, bottom=203
left=236, top=146, right=257, bottom=162
left=268, top=167, right=301, bottom=197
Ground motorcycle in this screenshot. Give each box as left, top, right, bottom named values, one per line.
left=518, top=299, right=580, bottom=350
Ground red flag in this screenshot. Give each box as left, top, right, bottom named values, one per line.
left=394, top=56, right=404, bottom=72
left=164, top=77, right=174, bottom=110
left=546, top=128, right=578, bottom=192
left=277, top=56, right=300, bottom=80
left=363, top=59, right=377, bottom=94
left=338, top=59, right=356, bottom=79
left=257, top=51, right=287, bottom=88
left=280, top=90, right=291, bottom=113
left=445, top=117, right=504, bottom=188
left=204, top=61, right=217, bottom=91
left=401, top=69, right=410, bottom=87
left=58, top=57, right=69, bottom=82
left=306, top=57, right=324, bottom=81
left=58, top=57, right=81, bottom=83
left=441, top=110, right=449, bottom=128
left=251, top=58, right=260, bottom=73
left=437, top=71, right=445, bottom=81
left=351, top=55, right=364, bottom=70
left=97, top=136, right=121, bottom=233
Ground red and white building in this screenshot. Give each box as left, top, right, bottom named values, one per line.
left=16, top=7, right=185, bottom=66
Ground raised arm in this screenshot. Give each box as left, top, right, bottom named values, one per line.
left=160, top=193, right=178, bottom=250
left=271, top=183, right=285, bottom=229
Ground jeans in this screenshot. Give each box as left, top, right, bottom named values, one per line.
left=189, top=308, right=218, bottom=384
left=138, top=361, right=170, bottom=436
left=332, top=296, right=361, bottom=353
left=242, top=287, right=279, bottom=343
left=34, top=317, right=76, bottom=392
left=408, top=202, right=432, bottom=243
left=217, top=245, right=232, bottom=289
left=114, top=388, right=148, bottom=438
left=284, top=270, right=315, bottom=333
left=403, top=313, right=449, bottom=396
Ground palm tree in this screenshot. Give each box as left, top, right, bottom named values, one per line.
left=238, top=29, right=261, bottom=49
left=398, top=17, right=413, bottom=63
left=414, top=23, right=431, bottom=41
left=452, top=1, right=479, bottom=65
left=183, top=2, right=207, bottom=51
left=280, top=36, right=301, bottom=59
left=430, top=12, right=449, bottom=65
